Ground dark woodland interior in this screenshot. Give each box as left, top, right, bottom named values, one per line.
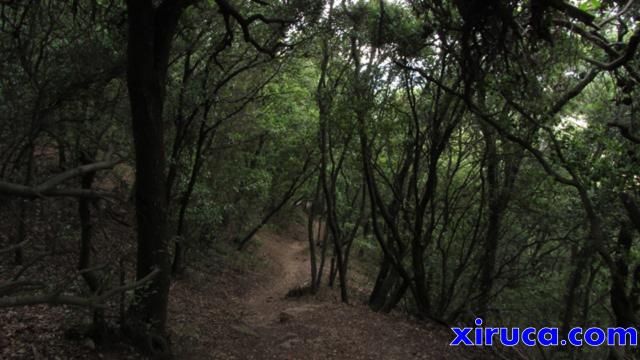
left=1, top=0, right=640, bottom=359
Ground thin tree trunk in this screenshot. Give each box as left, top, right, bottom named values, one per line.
left=78, top=162, right=99, bottom=292
left=236, top=157, right=313, bottom=250
left=561, top=243, right=589, bottom=338
left=307, top=179, right=321, bottom=293
left=77, top=157, right=105, bottom=341
left=478, top=130, right=500, bottom=318
left=15, top=143, right=34, bottom=265
left=315, top=219, right=329, bottom=289
left=171, top=128, right=208, bottom=275
left=328, top=255, right=337, bottom=288
left=610, top=223, right=639, bottom=327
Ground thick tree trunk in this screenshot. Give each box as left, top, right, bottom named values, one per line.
left=369, top=255, right=391, bottom=310
left=125, top=0, right=185, bottom=349
left=371, top=263, right=405, bottom=313
left=382, top=278, right=408, bottom=313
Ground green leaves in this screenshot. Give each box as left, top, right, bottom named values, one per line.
left=578, top=0, right=602, bottom=12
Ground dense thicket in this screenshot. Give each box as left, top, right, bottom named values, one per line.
left=1, top=0, right=639, bottom=359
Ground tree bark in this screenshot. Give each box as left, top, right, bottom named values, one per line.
left=369, top=255, right=391, bottom=310
left=125, top=0, right=185, bottom=346
left=477, top=129, right=500, bottom=318
left=77, top=153, right=106, bottom=342
left=315, top=217, right=330, bottom=289
left=14, top=143, right=33, bottom=265
left=307, top=179, right=320, bottom=293
left=610, top=223, right=639, bottom=328
left=171, top=124, right=209, bottom=275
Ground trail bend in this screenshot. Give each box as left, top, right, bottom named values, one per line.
left=169, top=223, right=494, bottom=360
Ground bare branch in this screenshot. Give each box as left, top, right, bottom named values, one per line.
left=396, top=61, right=578, bottom=186
left=620, top=192, right=640, bottom=233
left=0, top=269, right=159, bottom=309
left=549, top=68, right=600, bottom=115
left=36, top=159, right=118, bottom=192
left=214, top=0, right=291, bottom=56
left=0, top=158, right=119, bottom=198
left=0, top=239, right=29, bottom=256
left=550, top=0, right=597, bottom=25
left=598, top=0, right=636, bottom=27
left=585, top=28, right=640, bottom=70
left=608, top=123, right=640, bottom=144
left=554, top=19, right=640, bottom=83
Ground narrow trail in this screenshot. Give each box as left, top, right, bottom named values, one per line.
left=240, top=229, right=311, bottom=327
left=169, top=223, right=495, bottom=360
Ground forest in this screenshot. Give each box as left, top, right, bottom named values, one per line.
left=0, top=0, right=639, bottom=359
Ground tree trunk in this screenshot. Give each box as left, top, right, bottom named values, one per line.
left=315, top=218, right=330, bottom=289
left=77, top=157, right=105, bottom=341
left=610, top=223, right=639, bottom=327
left=369, top=255, right=391, bottom=310
left=561, top=243, right=590, bottom=338
left=78, top=155, right=99, bottom=292
left=125, top=0, right=185, bottom=350
left=15, top=143, right=34, bottom=265
left=477, top=130, right=500, bottom=318
left=171, top=131, right=206, bottom=275
left=382, top=278, right=408, bottom=313
left=307, top=179, right=320, bottom=293
left=328, top=255, right=337, bottom=288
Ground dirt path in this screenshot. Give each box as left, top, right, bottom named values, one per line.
left=169, top=224, right=496, bottom=360
left=240, top=229, right=310, bottom=327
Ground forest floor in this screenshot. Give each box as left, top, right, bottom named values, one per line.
left=1, top=218, right=499, bottom=359
left=168, top=222, right=497, bottom=360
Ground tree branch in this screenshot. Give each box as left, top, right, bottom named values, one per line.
left=214, top=0, right=291, bottom=56
left=585, top=28, right=640, bottom=71
left=396, top=61, right=578, bottom=186
left=0, top=239, right=29, bottom=256
left=0, top=158, right=119, bottom=198
left=608, top=123, right=640, bottom=144
left=0, top=269, right=159, bottom=308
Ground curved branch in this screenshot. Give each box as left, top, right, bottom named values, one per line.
left=608, top=123, right=640, bottom=144
left=214, top=0, right=291, bottom=56
left=585, top=28, right=640, bottom=70
left=0, top=159, right=119, bottom=198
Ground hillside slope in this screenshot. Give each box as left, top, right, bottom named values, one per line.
left=169, top=223, right=496, bottom=360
